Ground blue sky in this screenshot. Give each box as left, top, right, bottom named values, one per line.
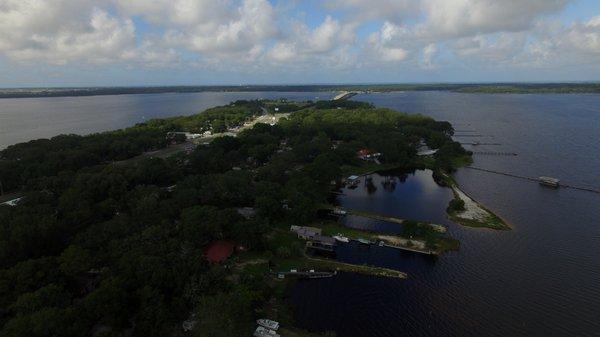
left=0, top=0, right=599, bottom=87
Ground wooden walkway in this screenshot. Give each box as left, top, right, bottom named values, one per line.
left=472, top=151, right=517, bottom=156
left=273, top=270, right=337, bottom=279
left=465, top=166, right=600, bottom=194
left=379, top=243, right=437, bottom=255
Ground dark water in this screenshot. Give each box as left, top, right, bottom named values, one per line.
left=0, top=91, right=331, bottom=149
left=2, top=91, right=599, bottom=336
left=292, top=92, right=600, bottom=337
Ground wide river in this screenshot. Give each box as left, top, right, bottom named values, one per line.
left=1, top=91, right=599, bottom=336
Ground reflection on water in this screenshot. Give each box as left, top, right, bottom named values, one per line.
left=339, top=170, right=454, bottom=226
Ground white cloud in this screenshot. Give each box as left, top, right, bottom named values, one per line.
left=363, top=22, right=412, bottom=63
left=265, top=15, right=356, bottom=67
left=0, top=0, right=136, bottom=64
left=419, top=0, right=570, bottom=39
left=421, top=43, right=437, bottom=69
left=325, top=0, right=419, bottom=23
left=0, top=0, right=597, bottom=79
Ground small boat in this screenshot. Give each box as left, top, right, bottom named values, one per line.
left=333, top=234, right=350, bottom=243
left=333, top=208, right=347, bottom=215
left=257, top=319, right=279, bottom=331
left=254, top=326, right=280, bottom=337
left=378, top=240, right=385, bottom=247
left=357, top=238, right=371, bottom=245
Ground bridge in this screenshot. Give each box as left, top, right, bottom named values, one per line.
left=331, top=91, right=359, bottom=101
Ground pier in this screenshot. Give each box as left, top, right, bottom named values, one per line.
left=273, top=270, right=337, bottom=279
left=465, top=166, right=600, bottom=194
left=459, top=142, right=501, bottom=146
left=471, top=151, right=517, bottom=156
left=378, top=242, right=437, bottom=255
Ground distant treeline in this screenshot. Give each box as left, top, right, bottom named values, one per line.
left=2, top=83, right=600, bottom=98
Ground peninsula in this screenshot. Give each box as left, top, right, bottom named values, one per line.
left=0, top=99, right=508, bottom=336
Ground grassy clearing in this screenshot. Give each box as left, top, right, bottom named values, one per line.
left=448, top=208, right=511, bottom=230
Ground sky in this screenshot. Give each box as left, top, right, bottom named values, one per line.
left=0, top=0, right=599, bottom=87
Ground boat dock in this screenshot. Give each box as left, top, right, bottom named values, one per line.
left=472, top=151, right=517, bottom=156
left=379, top=242, right=437, bottom=255
left=460, top=142, right=501, bottom=146
left=465, top=166, right=600, bottom=194
left=273, top=270, right=337, bottom=279
left=351, top=238, right=437, bottom=255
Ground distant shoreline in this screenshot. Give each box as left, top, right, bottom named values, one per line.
left=1, top=83, right=600, bottom=99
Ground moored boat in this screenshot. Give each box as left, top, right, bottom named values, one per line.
left=357, top=238, right=371, bottom=245
left=333, top=234, right=350, bottom=243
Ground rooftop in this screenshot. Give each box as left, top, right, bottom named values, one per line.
left=204, top=240, right=235, bottom=264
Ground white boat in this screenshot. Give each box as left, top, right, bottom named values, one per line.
left=333, top=234, right=350, bottom=243
left=257, top=319, right=280, bottom=331
left=254, top=326, right=280, bottom=337
left=357, top=238, right=371, bottom=245
left=333, top=208, right=347, bottom=215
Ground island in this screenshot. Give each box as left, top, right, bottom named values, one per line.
left=0, top=99, right=509, bottom=337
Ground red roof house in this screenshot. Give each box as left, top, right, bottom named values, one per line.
left=204, top=240, right=235, bottom=264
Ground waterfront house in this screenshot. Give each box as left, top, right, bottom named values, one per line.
left=306, top=235, right=337, bottom=252
left=290, top=225, right=322, bottom=240
left=356, top=149, right=382, bottom=161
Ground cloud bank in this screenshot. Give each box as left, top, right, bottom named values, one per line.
left=0, top=0, right=598, bottom=84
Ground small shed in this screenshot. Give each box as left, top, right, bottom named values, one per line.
left=204, top=240, right=235, bottom=264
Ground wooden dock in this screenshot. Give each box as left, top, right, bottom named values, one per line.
left=273, top=270, right=337, bottom=279
left=465, top=166, right=600, bottom=194
left=379, top=242, right=437, bottom=255
left=472, top=151, right=517, bottom=156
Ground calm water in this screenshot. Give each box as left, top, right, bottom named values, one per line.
left=0, top=91, right=332, bottom=149
left=293, top=92, right=600, bottom=337
left=1, top=91, right=599, bottom=336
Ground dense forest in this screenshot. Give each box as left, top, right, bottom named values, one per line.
left=0, top=100, right=468, bottom=337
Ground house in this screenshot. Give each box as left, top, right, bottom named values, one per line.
left=204, top=240, right=235, bottom=264
left=356, top=149, right=371, bottom=160
left=236, top=207, right=256, bottom=219
left=356, top=149, right=381, bottom=161
left=290, top=225, right=322, bottom=240
left=306, top=235, right=337, bottom=252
